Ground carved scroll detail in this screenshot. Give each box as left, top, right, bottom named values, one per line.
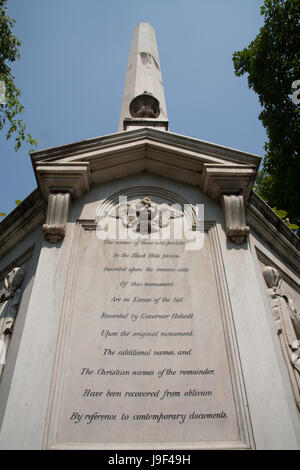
left=222, top=195, right=250, bottom=244
left=0, top=267, right=25, bottom=379
left=43, top=193, right=70, bottom=243
left=263, top=266, right=300, bottom=411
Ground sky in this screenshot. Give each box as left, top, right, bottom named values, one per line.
left=0, top=0, right=266, bottom=218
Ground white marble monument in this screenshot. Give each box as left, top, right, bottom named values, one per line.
left=0, top=23, right=299, bottom=450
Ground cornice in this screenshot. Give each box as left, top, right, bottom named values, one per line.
left=31, top=128, right=261, bottom=168
left=30, top=130, right=259, bottom=244
left=35, top=162, right=90, bottom=199
left=1, top=131, right=298, bottom=259
left=247, top=191, right=300, bottom=274
left=201, top=164, right=257, bottom=202
left=0, top=189, right=46, bottom=258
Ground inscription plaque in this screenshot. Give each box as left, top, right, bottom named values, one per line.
left=44, top=220, right=253, bottom=449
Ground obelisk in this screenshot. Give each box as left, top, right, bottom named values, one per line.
left=118, top=23, right=168, bottom=132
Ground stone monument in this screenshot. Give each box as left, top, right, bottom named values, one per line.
left=0, top=23, right=299, bottom=450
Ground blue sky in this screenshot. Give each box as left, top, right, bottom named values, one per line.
left=1, top=0, right=266, bottom=217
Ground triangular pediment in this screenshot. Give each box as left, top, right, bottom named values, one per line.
left=31, top=128, right=260, bottom=202
left=2, top=129, right=298, bottom=263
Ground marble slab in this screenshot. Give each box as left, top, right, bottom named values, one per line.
left=44, top=219, right=252, bottom=449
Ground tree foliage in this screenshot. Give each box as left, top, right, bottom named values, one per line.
left=0, top=0, right=37, bottom=151
left=233, top=0, right=300, bottom=225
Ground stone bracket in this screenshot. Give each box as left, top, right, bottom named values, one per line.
left=222, top=194, right=250, bottom=244
left=201, top=163, right=256, bottom=244
left=43, top=193, right=70, bottom=243
left=34, top=162, right=89, bottom=243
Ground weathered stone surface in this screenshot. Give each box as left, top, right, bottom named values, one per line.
left=44, top=214, right=253, bottom=449
left=43, top=193, right=70, bottom=243
left=119, top=23, right=168, bottom=131
left=0, top=267, right=25, bottom=380
left=262, top=266, right=300, bottom=411
left=222, top=194, right=249, bottom=244
left=0, top=174, right=299, bottom=450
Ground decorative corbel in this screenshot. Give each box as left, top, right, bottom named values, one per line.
left=201, top=163, right=256, bottom=244
left=222, top=194, right=249, bottom=244
left=43, top=192, right=70, bottom=243
left=33, top=162, right=89, bottom=243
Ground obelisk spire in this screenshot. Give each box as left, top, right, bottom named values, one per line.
left=118, top=23, right=168, bottom=132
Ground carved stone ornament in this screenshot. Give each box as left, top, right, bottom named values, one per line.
left=129, top=93, right=160, bottom=119
left=0, top=267, right=25, bottom=379
left=263, top=266, right=300, bottom=411
left=222, top=194, right=250, bottom=244
left=106, top=197, right=183, bottom=234
left=43, top=192, right=70, bottom=243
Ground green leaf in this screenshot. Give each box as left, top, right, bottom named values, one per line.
left=272, top=208, right=288, bottom=219
left=0, top=1, right=37, bottom=152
